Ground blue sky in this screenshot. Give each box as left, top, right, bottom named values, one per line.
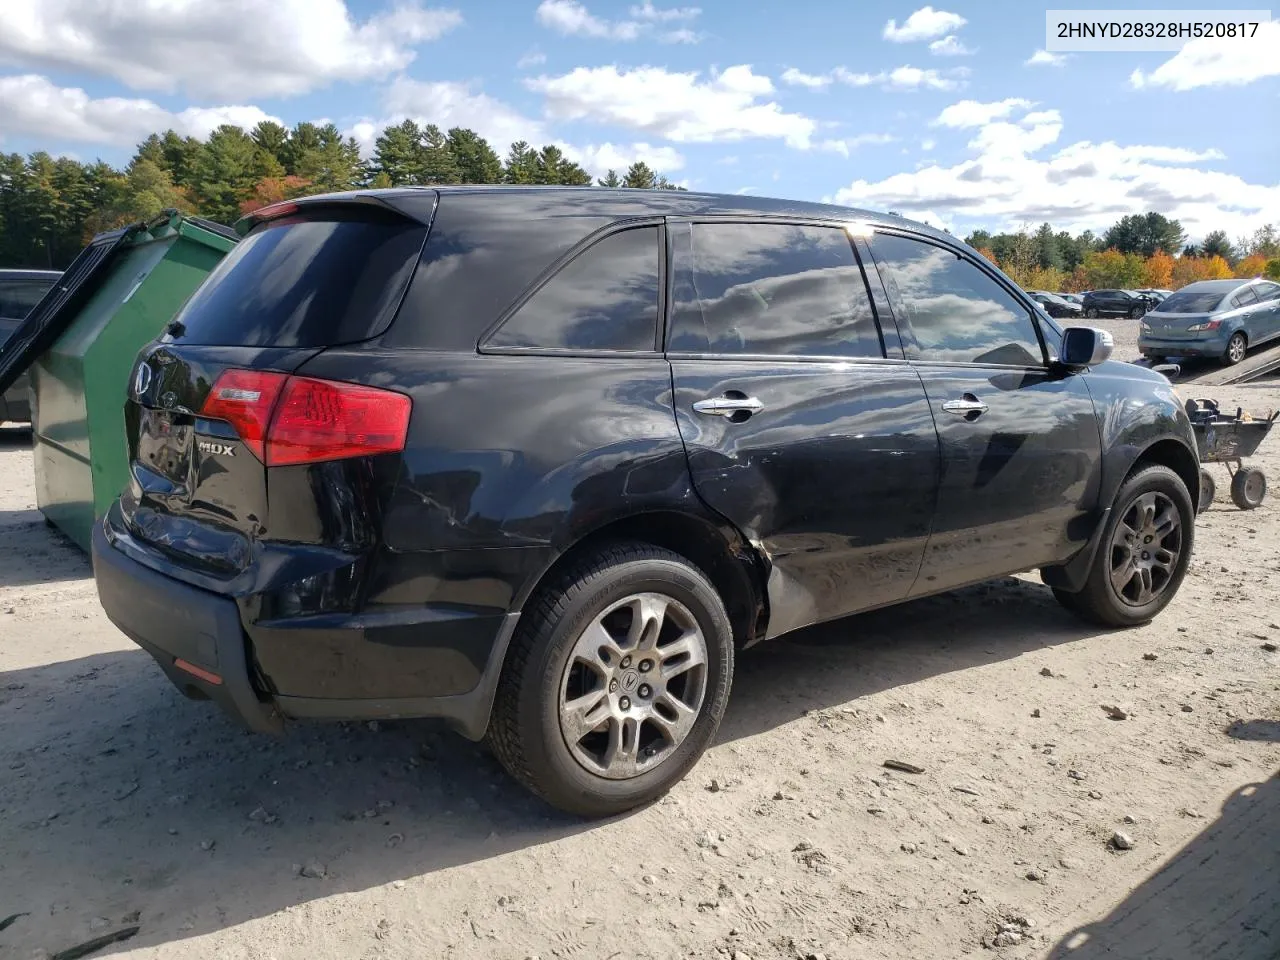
left=1, top=0, right=1277, bottom=241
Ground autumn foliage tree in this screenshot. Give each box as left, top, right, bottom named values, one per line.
left=1172, top=254, right=1234, bottom=288
left=1142, top=249, right=1175, bottom=289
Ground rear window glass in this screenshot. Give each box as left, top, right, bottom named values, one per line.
left=1156, top=290, right=1226, bottom=313
left=1231, top=288, right=1258, bottom=308
left=172, top=211, right=427, bottom=347
left=0, top=281, right=55, bottom=320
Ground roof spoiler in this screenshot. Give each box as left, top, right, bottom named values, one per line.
left=233, top=190, right=439, bottom=236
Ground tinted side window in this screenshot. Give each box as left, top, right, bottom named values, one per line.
left=870, top=233, right=1044, bottom=366
left=0, top=281, right=55, bottom=320
left=1231, top=288, right=1258, bottom=308
left=489, top=226, right=659, bottom=352
left=670, top=222, right=882, bottom=358
left=1254, top=281, right=1280, bottom=302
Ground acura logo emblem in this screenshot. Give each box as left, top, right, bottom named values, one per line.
left=134, top=364, right=152, bottom=397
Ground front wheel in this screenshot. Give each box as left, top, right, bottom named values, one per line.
left=1052, top=464, right=1194, bottom=627
left=1224, top=332, right=1247, bottom=366
left=1129, top=305, right=1146, bottom=319
left=487, top=543, right=733, bottom=817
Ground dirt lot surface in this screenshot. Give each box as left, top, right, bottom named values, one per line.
left=2, top=378, right=1279, bottom=960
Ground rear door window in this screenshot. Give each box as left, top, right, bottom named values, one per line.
left=869, top=232, right=1045, bottom=366
left=669, top=222, right=883, bottom=358
left=172, top=210, right=428, bottom=347
left=1253, top=281, right=1280, bottom=302
left=1231, top=288, right=1259, bottom=308
left=488, top=226, right=660, bottom=352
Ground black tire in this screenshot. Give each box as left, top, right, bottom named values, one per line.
left=1052, top=464, right=1194, bottom=627
left=1230, top=467, right=1266, bottom=510
left=1085, top=307, right=1098, bottom=319
left=1223, top=331, right=1247, bottom=366
left=486, top=542, right=733, bottom=818
left=1129, top=305, right=1145, bottom=319
left=1198, top=469, right=1215, bottom=513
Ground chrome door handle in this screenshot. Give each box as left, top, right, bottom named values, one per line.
left=941, top=395, right=988, bottom=417
left=693, top=396, right=765, bottom=418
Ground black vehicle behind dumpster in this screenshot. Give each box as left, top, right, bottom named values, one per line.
left=92, top=187, right=1201, bottom=817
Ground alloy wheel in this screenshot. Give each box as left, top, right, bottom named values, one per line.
left=1228, top=334, right=1246, bottom=364
left=558, top=592, right=708, bottom=780
left=1109, top=491, right=1183, bottom=606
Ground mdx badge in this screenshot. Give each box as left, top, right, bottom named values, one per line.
left=197, top=440, right=236, bottom=457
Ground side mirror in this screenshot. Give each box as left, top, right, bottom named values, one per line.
left=1059, top=326, right=1114, bottom=370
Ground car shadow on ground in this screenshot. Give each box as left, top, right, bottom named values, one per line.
left=0, top=573, right=1112, bottom=956
left=0, top=510, right=90, bottom=587
left=1045, top=772, right=1280, bottom=959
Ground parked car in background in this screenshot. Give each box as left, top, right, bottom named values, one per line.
left=1026, top=290, right=1084, bottom=320
left=1139, top=278, right=1280, bottom=366
left=1083, top=288, right=1153, bottom=319
left=1137, top=288, right=1172, bottom=303
left=0, top=269, right=62, bottom=424
left=1059, top=293, right=1084, bottom=306
left=93, top=187, right=1200, bottom=817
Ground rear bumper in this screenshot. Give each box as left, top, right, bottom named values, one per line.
left=92, top=518, right=520, bottom=740
left=93, top=519, right=284, bottom=733
left=1139, top=332, right=1228, bottom=358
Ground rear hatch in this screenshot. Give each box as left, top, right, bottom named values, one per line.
left=1144, top=289, right=1227, bottom=341
left=117, top=196, right=434, bottom=581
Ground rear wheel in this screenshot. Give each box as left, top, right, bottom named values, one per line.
left=1129, top=305, right=1146, bottom=319
left=1085, top=307, right=1098, bottom=319
left=1052, top=465, right=1193, bottom=627
left=487, top=543, right=733, bottom=818
left=1198, top=469, right=1215, bottom=513
left=1224, top=332, right=1247, bottom=366
left=1230, top=467, right=1266, bottom=510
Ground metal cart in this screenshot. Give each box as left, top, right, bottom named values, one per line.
left=1185, top=398, right=1277, bottom=512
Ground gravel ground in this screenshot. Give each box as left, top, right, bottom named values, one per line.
left=2, top=384, right=1279, bottom=960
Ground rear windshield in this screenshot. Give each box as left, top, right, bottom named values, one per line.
left=172, top=210, right=427, bottom=347
left=1156, top=290, right=1227, bottom=314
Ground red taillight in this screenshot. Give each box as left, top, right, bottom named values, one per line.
left=201, top=369, right=411, bottom=467
left=200, top=370, right=288, bottom=461
left=266, top=376, right=411, bottom=467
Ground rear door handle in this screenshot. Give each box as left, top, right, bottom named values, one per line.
left=941, top=394, right=988, bottom=418
left=693, top=395, right=765, bottom=418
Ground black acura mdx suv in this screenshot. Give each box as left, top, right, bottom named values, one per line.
left=93, top=187, right=1200, bottom=816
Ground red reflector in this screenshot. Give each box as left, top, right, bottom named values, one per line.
left=201, top=370, right=288, bottom=461
left=174, top=658, right=223, bottom=685
left=266, top=376, right=411, bottom=467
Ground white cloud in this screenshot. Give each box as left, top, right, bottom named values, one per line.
left=629, top=1, right=700, bottom=20
left=783, top=64, right=962, bottom=91
left=517, top=49, right=547, bottom=69
left=1131, top=20, right=1280, bottom=90
left=536, top=0, right=641, bottom=39
left=536, top=0, right=701, bottom=41
left=831, top=108, right=1279, bottom=239
left=883, top=6, right=966, bottom=42
left=933, top=98, right=1033, bottom=128
left=781, top=68, right=832, bottom=89
left=929, top=35, right=973, bottom=56
left=921, top=138, right=936, bottom=151
left=819, top=133, right=896, bottom=157
left=574, top=142, right=685, bottom=176
left=0, top=0, right=462, bottom=100
left=527, top=64, right=816, bottom=148
left=1025, top=49, right=1067, bottom=67
left=0, top=74, right=279, bottom=146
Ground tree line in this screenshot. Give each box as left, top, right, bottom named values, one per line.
left=0, top=119, right=684, bottom=270
left=962, top=212, right=1280, bottom=292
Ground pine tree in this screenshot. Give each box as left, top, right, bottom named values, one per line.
left=446, top=127, right=501, bottom=184
left=420, top=125, right=460, bottom=184
left=250, top=121, right=292, bottom=170
left=535, top=145, right=568, bottom=184
left=622, top=161, right=656, bottom=189
left=597, top=169, right=621, bottom=188
left=503, top=141, right=541, bottom=184
left=372, top=119, right=426, bottom=185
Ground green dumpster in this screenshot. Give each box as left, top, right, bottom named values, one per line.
left=0, top=211, right=236, bottom=551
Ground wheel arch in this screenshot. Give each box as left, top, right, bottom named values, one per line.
left=1132, top=437, right=1200, bottom=509
left=510, top=509, right=769, bottom=652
